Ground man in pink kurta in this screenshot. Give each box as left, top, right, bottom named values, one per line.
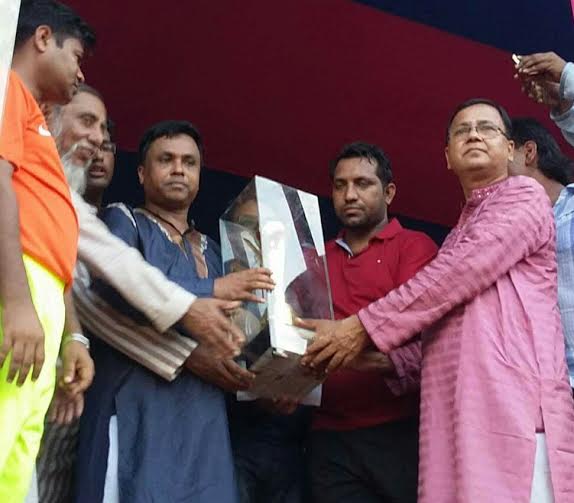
left=302, top=99, right=574, bottom=502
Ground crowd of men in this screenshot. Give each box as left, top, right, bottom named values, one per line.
left=1, top=1, right=574, bottom=503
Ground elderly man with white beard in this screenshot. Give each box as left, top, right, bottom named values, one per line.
left=26, top=85, right=102, bottom=503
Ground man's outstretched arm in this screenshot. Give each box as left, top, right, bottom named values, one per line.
left=74, top=196, right=243, bottom=359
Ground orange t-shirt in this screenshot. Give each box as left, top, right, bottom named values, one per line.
left=0, top=70, right=78, bottom=285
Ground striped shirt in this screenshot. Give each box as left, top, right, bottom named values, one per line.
left=554, top=183, right=574, bottom=386
left=551, top=62, right=574, bottom=147
left=73, top=261, right=197, bottom=381
left=358, top=176, right=574, bottom=501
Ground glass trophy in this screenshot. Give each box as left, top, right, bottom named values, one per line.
left=220, top=176, right=333, bottom=401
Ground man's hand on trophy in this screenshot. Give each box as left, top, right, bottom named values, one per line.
left=185, top=344, right=255, bottom=392
left=181, top=298, right=245, bottom=359
left=298, top=315, right=370, bottom=373
left=214, top=268, right=275, bottom=303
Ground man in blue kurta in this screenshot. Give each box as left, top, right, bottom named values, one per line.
left=74, top=120, right=274, bottom=502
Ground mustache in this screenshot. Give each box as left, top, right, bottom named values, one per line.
left=61, top=142, right=94, bottom=169
left=56, top=135, right=98, bottom=161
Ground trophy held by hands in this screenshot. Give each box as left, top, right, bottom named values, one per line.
left=220, top=176, right=333, bottom=402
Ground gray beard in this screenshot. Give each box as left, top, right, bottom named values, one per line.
left=61, top=148, right=88, bottom=195
left=51, top=113, right=89, bottom=195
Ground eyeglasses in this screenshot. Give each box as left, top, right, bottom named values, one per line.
left=99, top=141, right=116, bottom=154
left=450, top=123, right=509, bottom=141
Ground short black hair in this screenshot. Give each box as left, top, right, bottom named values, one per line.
left=15, top=0, right=96, bottom=51
left=138, top=120, right=204, bottom=165
left=446, top=98, right=512, bottom=143
left=511, top=117, right=573, bottom=186
left=329, top=142, right=393, bottom=186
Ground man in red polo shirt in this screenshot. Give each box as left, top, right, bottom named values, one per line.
left=309, top=142, right=438, bottom=503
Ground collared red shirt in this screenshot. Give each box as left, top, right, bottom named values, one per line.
left=313, top=218, right=438, bottom=431
left=553, top=183, right=574, bottom=385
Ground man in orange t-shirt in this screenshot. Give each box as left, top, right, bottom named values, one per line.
left=0, top=2, right=95, bottom=501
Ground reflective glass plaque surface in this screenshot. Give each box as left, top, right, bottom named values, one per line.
left=220, top=176, right=333, bottom=400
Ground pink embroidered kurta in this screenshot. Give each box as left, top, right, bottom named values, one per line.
left=358, top=176, right=574, bottom=502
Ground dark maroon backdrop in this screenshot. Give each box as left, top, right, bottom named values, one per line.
left=67, top=0, right=573, bottom=227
